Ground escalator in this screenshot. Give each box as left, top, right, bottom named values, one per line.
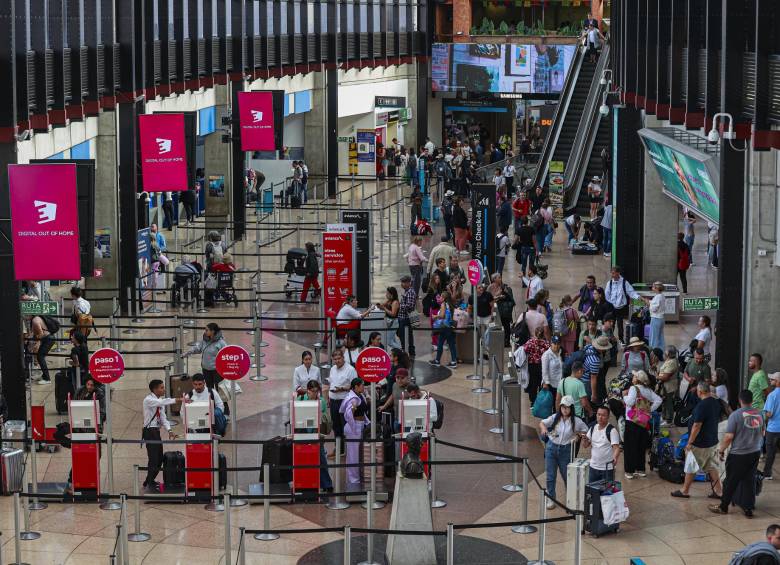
left=571, top=117, right=611, bottom=218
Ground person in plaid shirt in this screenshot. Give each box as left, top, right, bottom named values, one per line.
left=398, top=275, right=417, bottom=357
left=523, top=326, right=550, bottom=405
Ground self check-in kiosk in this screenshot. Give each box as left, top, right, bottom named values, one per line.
left=69, top=396, right=100, bottom=498
left=399, top=398, right=431, bottom=473
left=183, top=399, right=213, bottom=496
left=291, top=399, right=320, bottom=492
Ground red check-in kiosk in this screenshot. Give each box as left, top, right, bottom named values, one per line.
left=183, top=398, right=213, bottom=495
left=291, top=399, right=321, bottom=492
left=399, top=398, right=431, bottom=474
left=69, top=396, right=101, bottom=497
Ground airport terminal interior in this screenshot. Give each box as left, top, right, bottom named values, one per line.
left=1, top=1, right=780, bottom=564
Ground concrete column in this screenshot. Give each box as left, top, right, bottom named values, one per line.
left=304, top=71, right=327, bottom=179
left=87, top=111, right=121, bottom=316
left=743, top=148, right=780, bottom=377
left=451, top=0, right=471, bottom=42
left=641, top=146, right=679, bottom=284
left=406, top=70, right=419, bottom=152
left=204, top=83, right=232, bottom=230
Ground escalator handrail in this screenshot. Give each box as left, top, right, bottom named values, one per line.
left=531, top=43, right=587, bottom=190
left=562, top=44, right=612, bottom=211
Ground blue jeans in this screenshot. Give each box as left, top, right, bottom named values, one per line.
left=683, top=233, right=694, bottom=252
left=649, top=317, right=665, bottom=350
left=544, top=442, right=572, bottom=500
left=320, top=444, right=333, bottom=489
left=602, top=227, right=611, bottom=253
left=496, top=256, right=506, bottom=275
left=535, top=227, right=546, bottom=253
left=435, top=326, right=457, bottom=364
left=519, top=245, right=535, bottom=274
left=565, top=222, right=576, bottom=243
left=588, top=467, right=615, bottom=484
left=544, top=224, right=554, bottom=249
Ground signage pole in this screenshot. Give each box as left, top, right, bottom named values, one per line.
left=99, top=382, right=121, bottom=510
left=467, top=292, right=480, bottom=381
left=361, top=380, right=384, bottom=510
left=230, top=380, right=248, bottom=506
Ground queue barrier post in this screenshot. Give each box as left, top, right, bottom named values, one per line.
left=574, top=513, right=583, bottom=565
left=446, top=523, right=455, bottom=565
left=27, top=427, right=45, bottom=511
left=109, top=314, right=118, bottom=350
left=133, top=277, right=146, bottom=323
left=528, top=492, right=554, bottom=565
left=357, top=489, right=380, bottom=565
left=123, top=287, right=138, bottom=334
left=471, top=324, right=489, bottom=393
left=224, top=493, right=232, bottom=565
left=326, top=437, right=350, bottom=510
left=255, top=463, right=280, bottom=541
left=430, top=436, right=446, bottom=509
left=343, top=525, right=351, bottom=565
left=246, top=293, right=256, bottom=335
left=484, top=353, right=499, bottom=416
left=128, top=465, right=151, bottom=542
left=511, top=460, right=537, bottom=534
left=257, top=291, right=269, bottom=345
left=12, top=493, right=30, bottom=565
left=489, top=358, right=505, bottom=435
left=205, top=438, right=225, bottom=512
left=118, top=494, right=130, bottom=565
left=238, top=527, right=247, bottom=565
left=20, top=492, right=40, bottom=541
left=502, top=422, right=523, bottom=492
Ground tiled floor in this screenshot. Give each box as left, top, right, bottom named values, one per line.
left=2, top=179, right=769, bottom=565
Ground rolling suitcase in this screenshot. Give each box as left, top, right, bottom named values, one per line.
left=731, top=468, right=762, bottom=512
left=55, top=370, right=74, bottom=415
left=1, top=448, right=24, bottom=494
left=566, top=457, right=590, bottom=511
left=260, top=437, right=293, bottom=484
left=163, top=451, right=185, bottom=486
left=584, top=479, right=622, bottom=537
left=218, top=453, right=228, bottom=490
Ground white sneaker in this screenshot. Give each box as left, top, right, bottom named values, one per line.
left=624, top=473, right=634, bottom=480
left=546, top=500, right=555, bottom=510
left=634, top=472, right=647, bottom=478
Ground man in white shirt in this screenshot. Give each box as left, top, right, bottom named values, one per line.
left=404, top=383, right=439, bottom=428
left=71, top=286, right=91, bottom=317
left=142, top=379, right=177, bottom=492
left=584, top=405, right=621, bottom=483
left=424, top=137, right=436, bottom=155
left=604, top=265, right=646, bottom=342
left=503, top=163, right=516, bottom=195
left=326, top=349, right=358, bottom=456
left=335, top=295, right=370, bottom=333
left=186, top=373, right=225, bottom=413
left=601, top=204, right=612, bottom=257
left=518, top=298, right=550, bottom=341
left=523, top=264, right=544, bottom=301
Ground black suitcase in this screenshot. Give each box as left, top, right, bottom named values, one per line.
left=218, top=453, right=228, bottom=490
left=260, top=437, right=293, bottom=484
left=290, top=194, right=301, bottom=208
left=658, top=460, right=685, bottom=484
left=584, top=480, right=621, bottom=537
left=731, top=468, right=762, bottom=511
left=163, top=451, right=185, bottom=486
left=55, top=370, right=74, bottom=415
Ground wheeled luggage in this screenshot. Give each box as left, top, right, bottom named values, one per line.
left=218, top=453, right=228, bottom=490
left=584, top=479, right=622, bottom=537
left=1, top=448, right=24, bottom=494
left=260, top=436, right=293, bottom=485
left=163, top=451, right=185, bottom=486
left=731, top=468, right=763, bottom=512
left=566, top=457, right=590, bottom=511
left=55, top=370, right=74, bottom=415
left=658, top=460, right=685, bottom=483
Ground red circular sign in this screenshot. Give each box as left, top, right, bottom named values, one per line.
left=215, top=345, right=251, bottom=381
left=468, top=259, right=483, bottom=286
left=88, top=348, right=125, bottom=384
left=354, top=347, right=392, bottom=383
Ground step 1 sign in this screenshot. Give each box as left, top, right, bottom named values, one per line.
left=354, top=347, right=392, bottom=383
left=215, top=345, right=251, bottom=380
left=682, top=296, right=720, bottom=311
left=88, top=348, right=125, bottom=384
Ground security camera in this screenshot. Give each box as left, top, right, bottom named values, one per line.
left=599, top=104, right=610, bottom=116
left=600, top=77, right=607, bottom=86
left=706, top=129, right=720, bottom=144
left=707, top=113, right=737, bottom=144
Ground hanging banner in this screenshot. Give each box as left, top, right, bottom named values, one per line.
left=8, top=163, right=81, bottom=281
left=339, top=210, right=371, bottom=308
left=237, top=91, right=276, bottom=151
left=137, top=227, right=153, bottom=299
left=139, top=113, right=188, bottom=191
left=322, top=227, right=356, bottom=321
left=471, top=183, right=497, bottom=276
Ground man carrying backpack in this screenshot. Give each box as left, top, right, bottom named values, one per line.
left=583, top=405, right=622, bottom=482
left=26, top=314, right=58, bottom=384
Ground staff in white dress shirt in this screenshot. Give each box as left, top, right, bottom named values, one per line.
left=293, top=350, right=322, bottom=397
left=142, top=379, right=177, bottom=492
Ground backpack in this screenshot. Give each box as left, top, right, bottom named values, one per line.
left=511, top=313, right=531, bottom=345
left=623, top=350, right=646, bottom=369
left=208, top=241, right=225, bottom=264
left=442, top=200, right=454, bottom=218
left=42, top=315, right=60, bottom=334
left=552, top=309, right=568, bottom=336
left=588, top=422, right=617, bottom=446
left=532, top=211, right=544, bottom=230
left=562, top=348, right=587, bottom=378
left=496, top=233, right=509, bottom=254
left=75, top=313, right=94, bottom=337
left=728, top=542, right=780, bottom=565
left=531, top=388, right=554, bottom=419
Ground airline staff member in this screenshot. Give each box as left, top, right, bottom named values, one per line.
left=327, top=349, right=358, bottom=457
left=142, top=379, right=177, bottom=492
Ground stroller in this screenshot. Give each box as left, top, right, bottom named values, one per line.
left=204, top=271, right=239, bottom=307
left=171, top=262, right=202, bottom=308
left=411, top=219, right=433, bottom=236
left=284, top=248, right=308, bottom=298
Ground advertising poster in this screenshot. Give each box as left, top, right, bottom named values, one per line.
left=639, top=133, right=720, bottom=224
left=548, top=160, right=565, bottom=219
left=322, top=228, right=356, bottom=321
left=431, top=43, right=576, bottom=95
left=139, top=113, right=188, bottom=191
left=95, top=227, right=111, bottom=258
left=356, top=130, right=376, bottom=162
left=339, top=210, right=371, bottom=308
left=470, top=183, right=497, bottom=276
left=8, top=163, right=81, bottom=281
left=208, top=175, right=226, bottom=197
left=237, top=91, right=276, bottom=151
left=137, top=228, right=153, bottom=294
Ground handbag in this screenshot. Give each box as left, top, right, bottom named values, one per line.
left=626, top=386, right=652, bottom=428
left=600, top=490, right=629, bottom=525
left=684, top=450, right=700, bottom=474
left=408, top=312, right=421, bottom=328
left=531, top=388, right=554, bottom=419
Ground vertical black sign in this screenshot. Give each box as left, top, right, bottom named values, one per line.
left=471, top=183, right=497, bottom=276
left=340, top=210, right=371, bottom=307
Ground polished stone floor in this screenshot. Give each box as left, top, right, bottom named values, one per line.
left=1, top=179, right=767, bottom=565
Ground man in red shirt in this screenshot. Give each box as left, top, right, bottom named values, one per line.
left=512, top=191, right=531, bottom=233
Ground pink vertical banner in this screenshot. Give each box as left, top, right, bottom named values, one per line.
left=8, top=163, right=81, bottom=281
left=237, top=91, right=276, bottom=151
left=138, top=113, right=188, bottom=191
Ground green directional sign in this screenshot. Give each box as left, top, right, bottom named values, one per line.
left=20, top=301, right=58, bottom=316
left=682, top=296, right=720, bottom=311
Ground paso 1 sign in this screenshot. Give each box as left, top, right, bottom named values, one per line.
left=354, top=346, right=391, bottom=383
left=88, top=348, right=125, bottom=385
left=467, top=259, right=484, bottom=286
left=215, top=345, right=251, bottom=381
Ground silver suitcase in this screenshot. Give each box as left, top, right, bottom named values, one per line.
left=1, top=448, right=25, bottom=494
left=566, top=457, right=590, bottom=511
left=2, top=420, right=26, bottom=441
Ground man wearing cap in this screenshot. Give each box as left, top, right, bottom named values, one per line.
left=428, top=235, right=457, bottom=276
left=762, top=372, right=780, bottom=481
left=583, top=336, right=612, bottom=406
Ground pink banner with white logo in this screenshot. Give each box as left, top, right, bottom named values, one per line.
left=139, top=113, right=188, bottom=191
left=237, top=91, right=276, bottom=151
left=8, top=163, right=81, bottom=281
